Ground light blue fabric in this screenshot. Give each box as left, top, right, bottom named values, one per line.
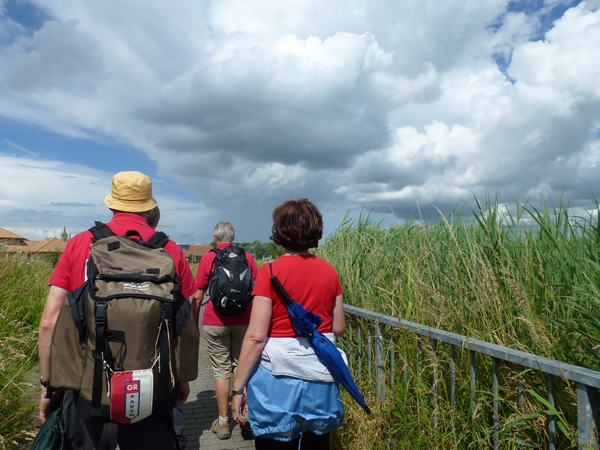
left=246, top=363, right=344, bottom=442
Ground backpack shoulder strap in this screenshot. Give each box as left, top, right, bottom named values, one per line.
left=147, top=231, right=170, bottom=248
left=90, top=222, right=170, bottom=249
left=89, top=222, right=115, bottom=243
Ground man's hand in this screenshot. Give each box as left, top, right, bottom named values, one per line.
left=39, top=388, right=61, bottom=423
left=176, top=381, right=190, bottom=405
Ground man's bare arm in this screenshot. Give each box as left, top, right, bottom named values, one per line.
left=192, top=289, right=204, bottom=326
left=38, top=285, right=68, bottom=422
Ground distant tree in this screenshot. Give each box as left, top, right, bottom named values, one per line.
left=266, top=242, right=285, bottom=258
left=237, top=240, right=283, bottom=259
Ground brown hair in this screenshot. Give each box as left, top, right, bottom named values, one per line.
left=146, top=206, right=160, bottom=229
left=270, top=199, right=323, bottom=251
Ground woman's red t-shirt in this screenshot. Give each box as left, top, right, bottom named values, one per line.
left=252, top=254, right=342, bottom=338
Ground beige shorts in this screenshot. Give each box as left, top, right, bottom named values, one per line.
left=203, top=325, right=248, bottom=380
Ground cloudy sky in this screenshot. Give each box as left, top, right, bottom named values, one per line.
left=1, top=0, right=599, bottom=245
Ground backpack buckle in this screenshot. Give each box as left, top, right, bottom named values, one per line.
left=162, top=303, right=173, bottom=321
left=95, top=301, right=108, bottom=325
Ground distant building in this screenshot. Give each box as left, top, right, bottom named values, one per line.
left=0, top=227, right=30, bottom=251
left=182, top=244, right=213, bottom=264
left=27, top=237, right=67, bottom=253
left=0, top=226, right=66, bottom=254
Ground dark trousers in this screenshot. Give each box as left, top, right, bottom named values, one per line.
left=173, top=404, right=187, bottom=449
left=62, top=391, right=96, bottom=450
left=62, top=391, right=179, bottom=450
left=255, top=431, right=330, bottom=450
left=83, top=413, right=177, bottom=450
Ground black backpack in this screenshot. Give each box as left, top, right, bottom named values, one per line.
left=207, top=245, right=254, bottom=315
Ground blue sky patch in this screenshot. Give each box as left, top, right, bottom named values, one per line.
left=509, top=0, right=583, bottom=40
left=0, top=117, right=157, bottom=177
left=4, top=0, right=52, bottom=32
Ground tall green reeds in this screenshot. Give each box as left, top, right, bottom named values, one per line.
left=0, top=253, right=53, bottom=450
left=321, top=196, right=600, bottom=364
left=320, top=196, right=600, bottom=449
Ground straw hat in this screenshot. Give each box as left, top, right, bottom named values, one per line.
left=104, top=171, right=157, bottom=212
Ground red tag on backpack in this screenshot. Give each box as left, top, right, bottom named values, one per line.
left=110, top=369, right=153, bottom=424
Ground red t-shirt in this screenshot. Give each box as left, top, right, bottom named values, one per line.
left=196, top=242, right=258, bottom=326
left=252, top=254, right=342, bottom=338
left=49, top=213, right=197, bottom=298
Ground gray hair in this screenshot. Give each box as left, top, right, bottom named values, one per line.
left=213, top=221, right=235, bottom=243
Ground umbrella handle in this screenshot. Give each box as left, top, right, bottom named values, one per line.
left=270, top=276, right=294, bottom=307
left=269, top=264, right=294, bottom=307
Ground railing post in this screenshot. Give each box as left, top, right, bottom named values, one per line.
left=357, top=325, right=363, bottom=381
left=470, top=350, right=477, bottom=416
left=493, top=357, right=499, bottom=450
left=367, top=325, right=373, bottom=380
left=432, top=339, right=439, bottom=428
left=403, top=342, right=408, bottom=385
left=347, top=321, right=353, bottom=372
left=577, top=383, right=599, bottom=450
left=450, top=346, right=456, bottom=410
left=518, top=364, right=524, bottom=413
left=390, top=333, right=395, bottom=389
left=375, top=323, right=385, bottom=401
left=547, top=374, right=555, bottom=450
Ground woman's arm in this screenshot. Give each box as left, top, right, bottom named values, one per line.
left=332, top=294, right=345, bottom=337
left=233, top=295, right=271, bottom=386
left=231, top=295, right=272, bottom=424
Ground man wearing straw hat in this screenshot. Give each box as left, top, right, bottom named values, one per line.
left=38, top=171, right=198, bottom=450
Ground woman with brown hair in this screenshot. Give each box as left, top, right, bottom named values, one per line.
left=231, top=199, right=345, bottom=450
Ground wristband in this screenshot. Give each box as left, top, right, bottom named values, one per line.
left=232, top=389, right=245, bottom=396
left=40, top=377, right=54, bottom=398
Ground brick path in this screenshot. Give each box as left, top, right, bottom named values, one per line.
left=181, top=328, right=255, bottom=450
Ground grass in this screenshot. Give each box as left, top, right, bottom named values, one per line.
left=0, top=253, right=54, bottom=450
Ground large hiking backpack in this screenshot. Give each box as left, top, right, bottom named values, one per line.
left=49, top=222, right=199, bottom=423
left=207, top=245, right=254, bottom=315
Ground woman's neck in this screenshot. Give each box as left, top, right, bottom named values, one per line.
left=283, top=249, right=310, bottom=256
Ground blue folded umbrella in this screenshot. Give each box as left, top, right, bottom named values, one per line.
left=270, top=267, right=371, bottom=414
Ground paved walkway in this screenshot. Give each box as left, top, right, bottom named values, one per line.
left=181, top=335, right=255, bottom=450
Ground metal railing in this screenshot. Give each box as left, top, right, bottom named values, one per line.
left=342, top=304, right=600, bottom=449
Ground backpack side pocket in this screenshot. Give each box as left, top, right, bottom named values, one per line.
left=49, top=301, right=86, bottom=391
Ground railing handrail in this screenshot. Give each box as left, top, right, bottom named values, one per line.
left=344, top=304, right=600, bottom=389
